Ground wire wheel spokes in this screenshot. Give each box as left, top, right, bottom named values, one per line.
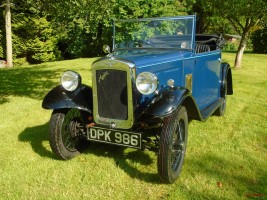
left=171, top=119, right=185, bottom=170
left=61, top=110, right=84, bottom=152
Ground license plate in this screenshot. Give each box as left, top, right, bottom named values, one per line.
left=87, top=127, right=142, bottom=149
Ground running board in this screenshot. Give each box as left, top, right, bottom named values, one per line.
left=200, top=98, right=223, bottom=120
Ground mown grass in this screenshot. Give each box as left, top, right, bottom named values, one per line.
left=0, top=53, right=266, bottom=199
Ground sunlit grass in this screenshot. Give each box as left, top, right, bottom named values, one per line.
left=0, top=54, right=266, bottom=199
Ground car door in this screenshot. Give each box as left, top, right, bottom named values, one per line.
left=184, top=51, right=221, bottom=111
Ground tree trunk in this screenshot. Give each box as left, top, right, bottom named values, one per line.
left=5, top=0, right=13, bottom=68
left=234, top=32, right=249, bottom=69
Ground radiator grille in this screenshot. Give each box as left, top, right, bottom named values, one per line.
left=96, top=69, right=128, bottom=120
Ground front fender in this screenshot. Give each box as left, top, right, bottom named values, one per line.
left=144, top=87, right=201, bottom=119
left=42, top=84, right=93, bottom=113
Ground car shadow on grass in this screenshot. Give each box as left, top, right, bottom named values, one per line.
left=0, top=65, right=62, bottom=105
left=84, top=143, right=161, bottom=184
left=18, top=122, right=56, bottom=159
left=18, top=122, right=267, bottom=192
left=18, top=122, right=161, bottom=183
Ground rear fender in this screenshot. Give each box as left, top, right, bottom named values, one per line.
left=42, top=84, right=93, bottom=113
left=221, top=62, right=233, bottom=95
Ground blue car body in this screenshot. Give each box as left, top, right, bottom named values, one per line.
left=116, top=49, right=221, bottom=110
left=43, top=14, right=233, bottom=129
left=42, top=15, right=233, bottom=183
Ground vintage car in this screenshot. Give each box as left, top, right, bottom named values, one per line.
left=42, top=15, right=233, bottom=183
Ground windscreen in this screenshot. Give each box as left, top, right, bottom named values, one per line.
left=113, top=16, right=195, bottom=50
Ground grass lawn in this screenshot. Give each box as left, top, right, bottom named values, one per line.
left=0, top=53, right=266, bottom=199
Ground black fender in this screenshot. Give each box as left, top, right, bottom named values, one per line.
left=221, top=62, right=233, bottom=95
left=143, top=87, right=202, bottom=120
left=42, top=84, right=93, bottom=113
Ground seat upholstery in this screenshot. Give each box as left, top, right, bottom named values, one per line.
left=195, top=43, right=210, bottom=53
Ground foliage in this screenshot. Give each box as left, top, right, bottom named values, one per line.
left=184, top=0, right=267, bottom=67
left=12, top=16, right=60, bottom=64
left=0, top=0, right=188, bottom=63
left=1, top=0, right=267, bottom=65
left=13, top=57, right=28, bottom=66
left=0, top=53, right=267, bottom=199
left=0, top=30, right=4, bottom=59
left=223, top=41, right=239, bottom=51
left=114, top=0, right=186, bottom=19
left=204, top=0, right=267, bottom=68
left=0, top=0, right=61, bottom=65
left=37, top=0, right=117, bottom=58
left=51, top=0, right=186, bottom=58
left=0, top=6, right=5, bottom=59
left=251, top=26, right=267, bottom=54
left=114, top=17, right=195, bottom=50
left=223, top=39, right=253, bottom=52
left=209, top=0, right=267, bottom=35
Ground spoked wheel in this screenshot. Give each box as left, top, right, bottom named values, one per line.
left=157, top=106, right=188, bottom=183
left=49, top=108, right=88, bottom=160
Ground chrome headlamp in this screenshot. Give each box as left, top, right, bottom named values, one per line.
left=136, top=72, right=158, bottom=95
left=61, top=71, right=81, bottom=91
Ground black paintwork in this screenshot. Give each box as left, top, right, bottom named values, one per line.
left=42, top=84, right=93, bottom=113
left=144, top=87, right=201, bottom=120
left=219, top=62, right=233, bottom=95
left=200, top=98, right=223, bottom=119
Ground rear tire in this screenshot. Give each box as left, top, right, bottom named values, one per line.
left=49, top=108, right=87, bottom=160
left=215, top=75, right=228, bottom=116
left=157, top=106, right=188, bottom=183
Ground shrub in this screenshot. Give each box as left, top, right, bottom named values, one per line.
left=13, top=16, right=60, bottom=64
left=223, top=41, right=239, bottom=51
left=13, top=57, right=28, bottom=66
left=251, top=26, right=267, bottom=54
left=0, top=32, right=4, bottom=59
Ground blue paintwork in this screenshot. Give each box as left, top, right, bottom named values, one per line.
left=115, top=50, right=191, bottom=67
left=109, top=14, right=222, bottom=114
left=185, top=50, right=221, bottom=110
left=43, top=15, right=230, bottom=124
left=113, top=47, right=222, bottom=113
left=108, top=15, right=228, bottom=117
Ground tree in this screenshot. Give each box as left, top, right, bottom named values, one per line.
left=4, top=0, right=12, bottom=67
left=36, top=0, right=116, bottom=58
left=207, top=0, right=267, bottom=68
left=12, top=16, right=60, bottom=63
left=185, top=0, right=267, bottom=68
left=36, top=0, right=187, bottom=58
left=114, top=0, right=186, bottom=19
left=186, top=0, right=232, bottom=34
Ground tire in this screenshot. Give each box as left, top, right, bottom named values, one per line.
left=157, top=106, right=188, bottom=183
left=49, top=108, right=87, bottom=160
left=215, top=76, right=227, bottom=116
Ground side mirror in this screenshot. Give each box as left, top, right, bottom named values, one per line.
left=103, top=45, right=111, bottom=54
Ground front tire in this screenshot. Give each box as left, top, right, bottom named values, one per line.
left=49, top=108, right=87, bottom=160
left=157, top=106, right=188, bottom=183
